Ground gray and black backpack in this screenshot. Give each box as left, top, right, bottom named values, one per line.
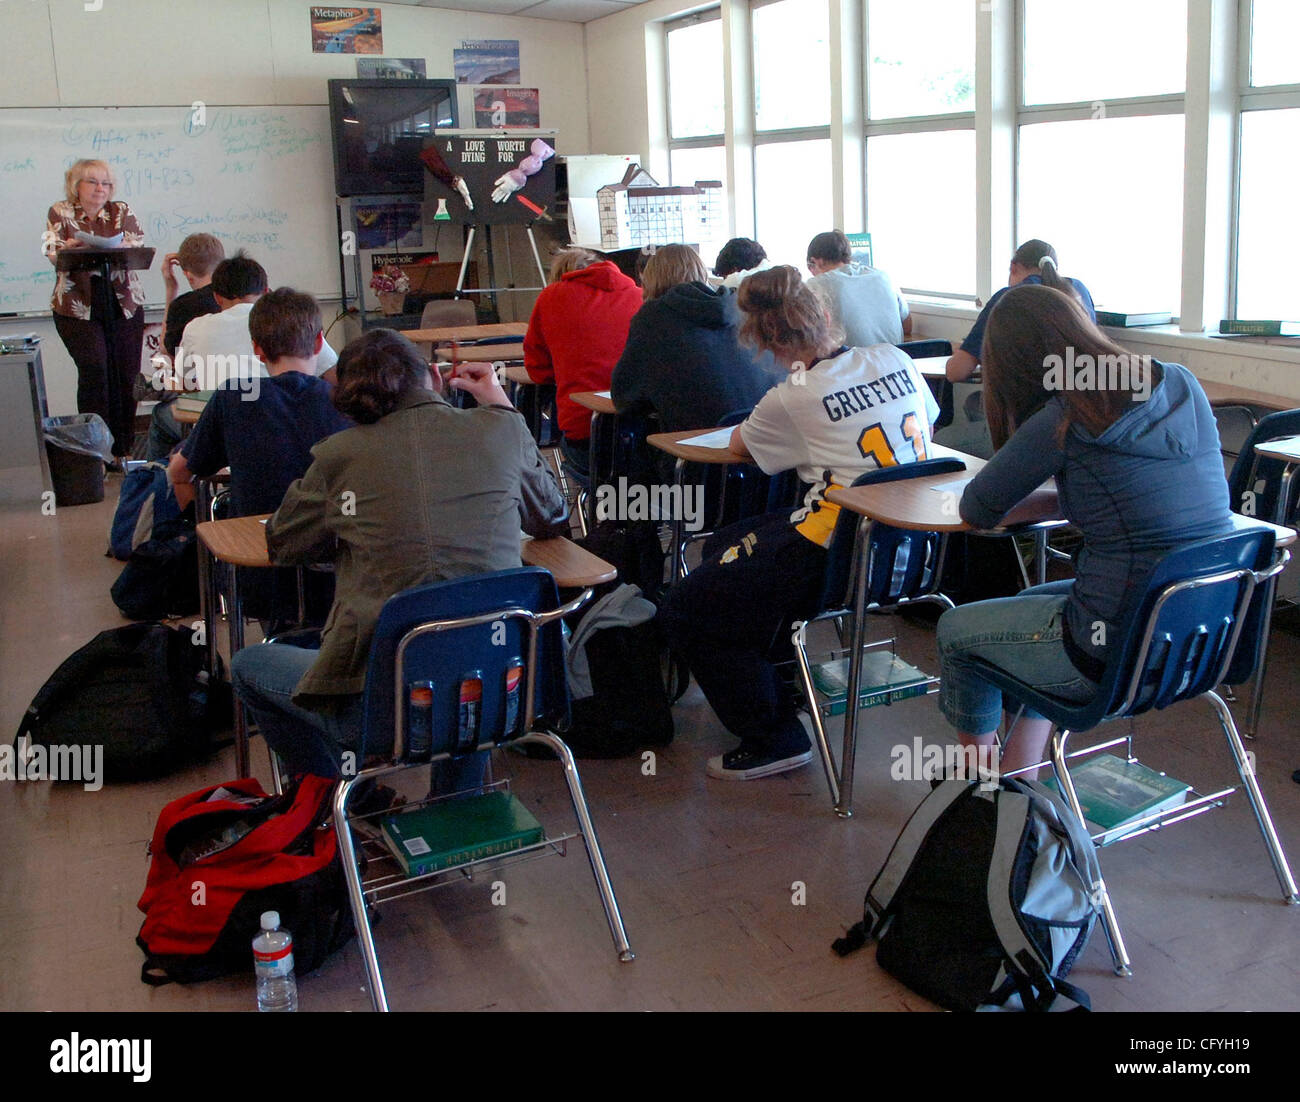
left=833, top=776, right=1103, bottom=1012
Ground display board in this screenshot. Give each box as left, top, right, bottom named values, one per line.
left=0, top=106, right=337, bottom=316
left=421, top=129, right=557, bottom=226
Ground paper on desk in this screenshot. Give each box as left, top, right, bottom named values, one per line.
left=593, top=390, right=611, bottom=399
left=678, top=427, right=737, bottom=449
left=74, top=230, right=124, bottom=248
left=930, top=477, right=975, bottom=495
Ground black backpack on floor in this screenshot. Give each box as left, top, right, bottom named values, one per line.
left=111, top=526, right=201, bottom=621
left=15, top=623, right=230, bottom=783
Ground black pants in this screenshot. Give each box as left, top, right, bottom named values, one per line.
left=54, top=300, right=145, bottom=458
left=659, top=511, right=827, bottom=754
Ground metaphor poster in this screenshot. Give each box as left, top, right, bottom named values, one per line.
left=310, top=7, right=383, bottom=54
left=356, top=57, right=426, bottom=79
left=474, top=88, right=540, bottom=128
left=453, top=40, right=521, bottom=84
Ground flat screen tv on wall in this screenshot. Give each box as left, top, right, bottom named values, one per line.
left=329, top=78, right=458, bottom=196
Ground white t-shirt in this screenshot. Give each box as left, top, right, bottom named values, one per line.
left=808, top=264, right=910, bottom=348
left=739, top=344, right=940, bottom=547
left=177, top=301, right=338, bottom=389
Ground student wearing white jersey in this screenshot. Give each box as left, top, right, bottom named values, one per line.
left=659, top=266, right=939, bottom=780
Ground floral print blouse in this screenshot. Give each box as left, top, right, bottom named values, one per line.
left=44, top=199, right=146, bottom=320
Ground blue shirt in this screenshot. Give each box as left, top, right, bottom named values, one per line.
left=960, top=275, right=1097, bottom=360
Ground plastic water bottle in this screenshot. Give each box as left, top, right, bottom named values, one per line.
left=253, top=911, right=298, bottom=1012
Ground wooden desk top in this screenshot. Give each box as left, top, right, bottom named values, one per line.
left=502, top=363, right=533, bottom=386
left=406, top=322, right=528, bottom=344
left=912, top=355, right=950, bottom=379
left=825, top=448, right=1061, bottom=533
left=647, top=428, right=753, bottom=466
left=174, top=406, right=202, bottom=425
left=196, top=515, right=617, bottom=588
left=571, top=390, right=616, bottom=416
left=1199, top=379, right=1296, bottom=413
left=435, top=342, right=525, bottom=365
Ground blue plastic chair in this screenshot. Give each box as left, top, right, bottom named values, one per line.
left=332, top=567, right=634, bottom=1011
left=966, top=514, right=1298, bottom=975
left=791, top=457, right=965, bottom=810
left=1224, top=408, right=1300, bottom=737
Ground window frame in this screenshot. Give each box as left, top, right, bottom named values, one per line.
left=664, top=7, right=725, bottom=180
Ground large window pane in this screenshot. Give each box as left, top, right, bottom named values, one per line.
left=754, top=138, right=832, bottom=270
left=1023, top=0, right=1186, bottom=105
left=866, top=130, right=975, bottom=296
left=1250, top=0, right=1300, bottom=88
left=1238, top=109, right=1300, bottom=319
left=670, top=145, right=729, bottom=261
left=867, top=0, right=974, bottom=119
left=668, top=18, right=724, bottom=139
left=754, top=0, right=830, bottom=131
left=1018, top=115, right=1184, bottom=311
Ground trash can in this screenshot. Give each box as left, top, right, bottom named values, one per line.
left=43, top=413, right=113, bottom=506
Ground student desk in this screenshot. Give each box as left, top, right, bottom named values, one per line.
left=1200, top=380, right=1296, bottom=414
left=571, top=391, right=618, bottom=524
left=405, top=322, right=528, bottom=345
left=434, top=342, right=525, bottom=365
left=173, top=405, right=202, bottom=426
left=912, top=355, right=950, bottom=379
left=502, top=363, right=532, bottom=386
left=196, top=513, right=616, bottom=777
left=821, top=449, right=1063, bottom=818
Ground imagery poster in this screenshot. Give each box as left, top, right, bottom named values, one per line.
left=474, top=88, right=540, bottom=129
left=354, top=202, right=423, bottom=249
left=310, top=7, right=383, bottom=54
left=453, top=40, right=521, bottom=84
left=356, top=57, right=426, bottom=79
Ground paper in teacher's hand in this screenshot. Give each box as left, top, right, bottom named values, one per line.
left=74, top=230, right=124, bottom=248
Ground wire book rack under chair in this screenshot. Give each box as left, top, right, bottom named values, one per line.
left=971, top=515, right=1299, bottom=977
left=790, top=458, right=965, bottom=815
left=332, top=567, right=634, bottom=1011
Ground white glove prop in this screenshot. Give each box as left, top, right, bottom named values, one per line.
left=490, top=139, right=555, bottom=204
left=453, top=176, right=474, bottom=212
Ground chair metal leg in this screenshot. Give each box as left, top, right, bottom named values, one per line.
left=332, top=776, right=390, bottom=1012
left=1243, top=587, right=1276, bottom=739
left=1048, top=727, right=1133, bottom=976
left=791, top=621, right=840, bottom=807
left=1204, top=690, right=1300, bottom=903
left=516, top=730, right=634, bottom=962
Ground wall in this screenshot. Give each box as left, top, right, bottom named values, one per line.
left=1, top=0, right=589, bottom=415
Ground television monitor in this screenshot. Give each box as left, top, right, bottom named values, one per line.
left=328, top=78, right=458, bottom=196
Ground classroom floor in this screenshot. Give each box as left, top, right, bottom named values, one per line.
left=2, top=469, right=1298, bottom=1013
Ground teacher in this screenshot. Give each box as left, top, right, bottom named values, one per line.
left=43, top=158, right=148, bottom=463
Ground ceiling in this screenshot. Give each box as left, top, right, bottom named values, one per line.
left=383, top=0, right=655, bottom=24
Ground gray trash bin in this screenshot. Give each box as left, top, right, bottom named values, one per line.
left=43, top=413, right=113, bottom=506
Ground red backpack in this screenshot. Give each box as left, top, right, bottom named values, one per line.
left=136, top=775, right=353, bottom=986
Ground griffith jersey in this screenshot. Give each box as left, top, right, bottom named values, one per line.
left=739, top=345, right=939, bottom=547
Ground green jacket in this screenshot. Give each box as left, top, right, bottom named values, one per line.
left=265, top=388, right=568, bottom=705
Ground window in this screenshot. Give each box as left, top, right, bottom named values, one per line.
left=754, top=139, right=833, bottom=271
left=864, top=0, right=975, bottom=297
left=1248, top=0, right=1300, bottom=88
left=666, top=10, right=728, bottom=259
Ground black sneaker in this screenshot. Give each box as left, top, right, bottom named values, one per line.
left=706, top=745, right=812, bottom=781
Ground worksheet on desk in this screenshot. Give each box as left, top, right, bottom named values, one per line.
left=678, top=427, right=736, bottom=449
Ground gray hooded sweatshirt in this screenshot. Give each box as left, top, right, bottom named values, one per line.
left=960, top=361, right=1233, bottom=674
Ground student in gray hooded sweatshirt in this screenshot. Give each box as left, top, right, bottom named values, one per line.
left=936, top=284, right=1234, bottom=778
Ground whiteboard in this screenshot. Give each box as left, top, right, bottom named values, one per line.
left=0, top=106, right=339, bottom=316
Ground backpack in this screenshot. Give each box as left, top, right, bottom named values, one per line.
left=15, top=623, right=229, bottom=783
left=109, top=461, right=183, bottom=560
left=832, top=777, right=1102, bottom=1012
left=136, top=775, right=353, bottom=986
left=111, top=528, right=200, bottom=621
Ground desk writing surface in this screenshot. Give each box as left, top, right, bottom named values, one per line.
left=1198, top=379, right=1295, bottom=413
left=571, top=391, right=617, bottom=416
left=174, top=406, right=202, bottom=426
left=502, top=363, right=533, bottom=386
left=435, top=343, right=526, bottom=365
left=1254, top=435, right=1300, bottom=464
left=912, top=356, right=950, bottom=379
left=197, top=514, right=616, bottom=587
left=406, top=322, right=528, bottom=344
left=647, top=428, right=753, bottom=466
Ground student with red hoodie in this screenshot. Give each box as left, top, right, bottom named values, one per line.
left=524, top=248, right=642, bottom=485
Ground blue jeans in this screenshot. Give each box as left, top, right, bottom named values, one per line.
left=559, top=434, right=591, bottom=490
left=231, top=643, right=487, bottom=789
left=146, top=396, right=181, bottom=461
left=936, top=581, right=1098, bottom=736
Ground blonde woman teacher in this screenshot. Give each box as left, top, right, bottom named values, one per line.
left=43, top=158, right=148, bottom=462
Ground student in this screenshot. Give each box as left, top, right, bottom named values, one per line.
left=936, top=284, right=1233, bottom=778
left=611, top=244, right=776, bottom=437
left=167, top=288, right=351, bottom=628
left=523, top=248, right=642, bottom=485
left=945, top=239, right=1095, bottom=384
left=805, top=230, right=912, bottom=347
left=230, top=330, right=568, bottom=781
left=160, top=233, right=224, bottom=360
left=712, top=237, right=771, bottom=290
left=659, top=266, right=939, bottom=780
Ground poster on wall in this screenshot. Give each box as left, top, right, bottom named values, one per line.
left=474, top=88, right=540, bottom=129
left=421, top=131, right=557, bottom=226
left=453, top=40, right=521, bottom=84
left=356, top=57, right=426, bottom=79
left=310, top=7, right=383, bottom=54
left=354, top=202, right=423, bottom=249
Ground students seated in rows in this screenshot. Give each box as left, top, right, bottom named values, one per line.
left=160, top=232, right=224, bottom=361
left=523, top=247, right=642, bottom=486
left=168, top=288, right=351, bottom=629
left=659, top=267, right=939, bottom=781
left=945, top=239, right=1095, bottom=384
left=936, top=285, right=1232, bottom=778
left=611, top=244, right=776, bottom=439
left=712, top=237, right=771, bottom=290
left=147, top=252, right=340, bottom=459
left=231, top=330, right=569, bottom=782
left=805, top=230, right=912, bottom=347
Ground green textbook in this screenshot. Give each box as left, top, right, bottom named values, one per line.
left=380, top=791, right=544, bottom=877
left=810, top=651, right=933, bottom=716
left=1047, top=754, right=1190, bottom=846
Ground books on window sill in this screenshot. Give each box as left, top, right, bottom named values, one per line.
left=379, top=790, right=544, bottom=877
left=1217, top=319, right=1300, bottom=337
left=1094, top=311, right=1173, bottom=328
left=1046, top=753, right=1191, bottom=847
